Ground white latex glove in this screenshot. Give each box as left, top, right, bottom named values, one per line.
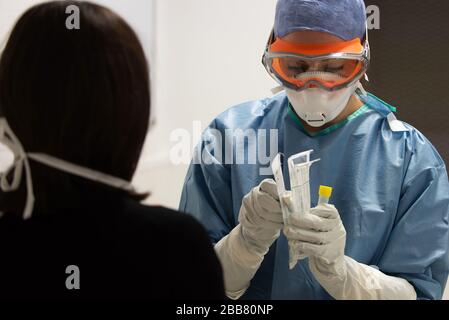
left=284, top=204, right=417, bottom=300
left=215, top=179, right=283, bottom=299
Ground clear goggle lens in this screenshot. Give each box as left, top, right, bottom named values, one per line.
left=265, top=55, right=367, bottom=91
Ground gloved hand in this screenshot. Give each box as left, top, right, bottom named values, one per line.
left=278, top=196, right=305, bottom=268
left=215, top=179, right=283, bottom=299
left=238, top=179, right=284, bottom=255
left=284, top=204, right=417, bottom=300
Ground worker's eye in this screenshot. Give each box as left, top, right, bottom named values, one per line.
left=324, top=60, right=345, bottom=72
left=287, top=66, right=306, bottom=72
left=325, top=66, right=344, bottom=73
left=287, top=62, right=308, bottom=73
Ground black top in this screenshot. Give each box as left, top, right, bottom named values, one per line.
left=0, top=184, right=225, bottom=300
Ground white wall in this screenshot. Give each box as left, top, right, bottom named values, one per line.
left=0, top=0, right=153, bottom=59
left=0, top=0, right=279, bottom=208
left=134, top=0, right=279, bottom=207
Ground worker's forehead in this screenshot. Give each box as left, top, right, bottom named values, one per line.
left=282, top=31, right=345, bottom=44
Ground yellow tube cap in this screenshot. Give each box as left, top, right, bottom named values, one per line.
left=319, top=185, right=333, bottom=198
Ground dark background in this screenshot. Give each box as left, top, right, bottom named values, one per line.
left=363, top=0, right=449, bottom=164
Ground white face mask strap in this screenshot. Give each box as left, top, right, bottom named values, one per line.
left=0, top=118, right=35, bottom=219
left=356, top=81, right=368, bottom=97
left=0, top=120, right=21, bottom=191
left=1, top=117, right=138, bottom=220
left=27, top=153, right=137, bottom=194
left=22, top=156, right=35, bottom=220
left=0, top=155, right=23, bottom=191
left=364, top=22, right=370, bottom=82
left=365, top=21, right=369, bottom=45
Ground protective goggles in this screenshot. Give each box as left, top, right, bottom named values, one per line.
left=262, top=29, right=370, bottom=92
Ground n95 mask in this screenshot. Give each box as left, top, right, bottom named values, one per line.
left=285, top=74, right=359, bottom=128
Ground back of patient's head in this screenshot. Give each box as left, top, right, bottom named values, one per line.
left=0, top=1, right=150, bottom=213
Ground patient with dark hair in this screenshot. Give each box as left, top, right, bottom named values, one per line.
left=0, top=1, right=224, bottom=300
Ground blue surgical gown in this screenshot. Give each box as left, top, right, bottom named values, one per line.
left=179, top=91, right=449, bottom=300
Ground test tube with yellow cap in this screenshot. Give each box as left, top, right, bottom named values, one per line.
left=318, top=185, right=333, bottom=205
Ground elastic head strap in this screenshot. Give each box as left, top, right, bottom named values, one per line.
left=0, top=118, right=35, bottom=219
left=0, top=117, right=139, bottom=220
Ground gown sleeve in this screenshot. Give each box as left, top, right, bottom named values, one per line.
left=179, top=121, right=236, bottom=244
left=378, top=129, right=449, bottom=300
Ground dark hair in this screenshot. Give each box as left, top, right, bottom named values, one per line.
left=0, top=1, right=150, bottom=214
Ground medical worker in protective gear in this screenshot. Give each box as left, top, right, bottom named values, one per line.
left=180, top=0, right=449, bottom=300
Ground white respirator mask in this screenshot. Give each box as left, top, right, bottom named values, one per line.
left=285, top=73, right=360, bottom=128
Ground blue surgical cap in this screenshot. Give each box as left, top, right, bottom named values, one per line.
left=274, top=0, right=367, bottom=41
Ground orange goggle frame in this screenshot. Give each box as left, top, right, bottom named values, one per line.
left=262, top=30, right=370, bottom=92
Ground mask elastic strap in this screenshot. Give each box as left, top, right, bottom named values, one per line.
left=271, top=86, right=285, bottom=95
left=27, top=153, right=136, bottom=194
left=355, top=81, right=367, bottom=96
left=0, top=118, right=35, bottom=219
left=0, top=121, right=21, bottom=191
left=0, top=117, right=139, bottom=220
left=364, top=22, right=370, bottom=82
left=365, top=21, right=370, bottom=45
left=0, top=151, right=23, bottom=192
left=22, top=155, right=35, bottom=220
